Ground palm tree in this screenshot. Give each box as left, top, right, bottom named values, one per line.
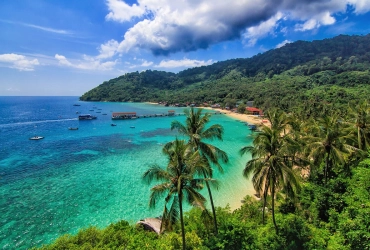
left=171, top=107, right=228, bottom=234
left=347, top=101, right=370, bottom=151
left=240, top=109, right=301, bottom=233
left=142, top=139, right=209, bottom=250
left=303, top=114, right=355, bottom=184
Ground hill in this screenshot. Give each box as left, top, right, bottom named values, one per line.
left=80, top=34, right=370, bottom=117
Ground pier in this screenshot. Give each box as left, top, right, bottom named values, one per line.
left=110, top=111, right=224, bottom=120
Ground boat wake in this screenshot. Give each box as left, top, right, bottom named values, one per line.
left=0, top=118, right=78, bottom=128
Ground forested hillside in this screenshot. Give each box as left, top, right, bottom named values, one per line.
left=80, top=34, right=370, bottom=117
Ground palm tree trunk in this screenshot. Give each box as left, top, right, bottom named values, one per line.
left=262, top=178, right=270, bottom=224
left=271, top=184, right=278, bottom=233
left=358, top=127, right=362, bottom=150
left=203, top=170, right=218, bottom=234
left=262, top=188, right=268, bottom=224
left=179, top=195, right=186, bottom=250
left=324, top=151, right=330, bottom=185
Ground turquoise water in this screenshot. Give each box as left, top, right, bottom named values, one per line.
left=0, top=97, right=253, bottom=249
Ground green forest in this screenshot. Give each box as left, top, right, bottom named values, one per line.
left=35, top=102, right=370, bottom=249
left=80, top=34, right=370, bottom=118
left=35, top=34, right=370, bottom=249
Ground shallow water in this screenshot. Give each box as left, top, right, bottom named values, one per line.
left=0, top=97, right=253, bottom=249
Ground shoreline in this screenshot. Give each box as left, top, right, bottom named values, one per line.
left=202, top=107, right=271, bottom=127
left=145, top=103, right=261, bottom=210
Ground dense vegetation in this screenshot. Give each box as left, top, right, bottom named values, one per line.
left=36, top=101, right=370, bottom=249
left=39, top=34, right=370, bottom=249
left=80, top=34, right=370, bottom=118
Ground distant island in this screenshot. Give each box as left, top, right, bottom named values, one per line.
left=80, top=33, right=370, bottom=118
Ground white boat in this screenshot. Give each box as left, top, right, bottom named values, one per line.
left=29, top=136, right=44, bottom=140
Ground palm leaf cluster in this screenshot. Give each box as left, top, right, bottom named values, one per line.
left=143, top=139, right=211, bottom=250
left=171, top=107, right=228, bottom=234
left=143, top=108, right=228, bottom=249
left=241, top=102, right=370, bottom=232
left=241, top=109, right=302, bottom=233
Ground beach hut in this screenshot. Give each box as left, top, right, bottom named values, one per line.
left=246, top=107, right=263, bottom=116
left=137, top=218, right=162, bottom=234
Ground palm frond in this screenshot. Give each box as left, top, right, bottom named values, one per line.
left=149, top=183, right=171, bottom=208
left=183, top=186, right=206, bottom=210
left=143, top=165, right=170, bottom=184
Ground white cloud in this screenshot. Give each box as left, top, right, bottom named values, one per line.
left=348, top=0, right=370, bottom=13
left=55, top=54, right=117, bottom=71
left=108, top=0, right=280, bottom=55
left=102, top=0, right=370, bottom=55
left=242, top=12, right=283, bottom=46
left=0, top=53, right=39, bottom=71
left=97, top=39, right=119, bottom=59
left=276, top=40, right=292, bottom=48
left=0, top=20, right=72, bottom=35
left=140, top=60, right=153, bottom=67
left=295, top=11, right=336, bottom=31
left=55, top=54, right=73, bottom=67
left=105, top=0, right=146, bottom=22
left=155, top=58, right=214, bottom=68
left=21, top=23, right=72, bottom=35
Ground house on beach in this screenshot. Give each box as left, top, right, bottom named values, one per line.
left=246, top=107, right=263, bottom=116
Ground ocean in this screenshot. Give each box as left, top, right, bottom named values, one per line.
left=0, top=96, right=253, bottom=249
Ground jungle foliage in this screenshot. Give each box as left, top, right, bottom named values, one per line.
left=80, top=34, right=370, bottom=118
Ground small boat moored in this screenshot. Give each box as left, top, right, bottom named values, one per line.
left=68, top=127, right=79, bottom=130
left=130, top=126, right=135, bottom=128
left=29, top=136, right=44, bottom=140
left=78, top=114, right=97, bottom=120
left=111, top=124, right=117, bottom=126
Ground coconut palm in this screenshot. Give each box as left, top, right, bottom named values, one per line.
left=347, top=101, right=370, bottom=151
left=303, top=114, right=355, bottom=184
left=240, top=109, right=301, bottom=233
left=142, top=139, right=209, bottom=250
left=171, top=107, right=228, bottom=234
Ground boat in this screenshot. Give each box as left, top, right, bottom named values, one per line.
left=130, top=126, right=135, bottom=128
left=102, top=113, right=107, bottom=115
left=78, top=114, right=97, bottom=120
left=29, top=136, right=44, bottom=140
left=68, top=127, right=79, bottom=130
left=111, top=124, right=117, bottom=126
left=248, top=124, right=257, bottom=131
left=73, top=104, right=81, bottom=106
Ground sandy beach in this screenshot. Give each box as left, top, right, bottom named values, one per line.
left=203, top=107, right=271, bottom=127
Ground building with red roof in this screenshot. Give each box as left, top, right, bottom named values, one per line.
left=246, top=107, right=263, bottom=115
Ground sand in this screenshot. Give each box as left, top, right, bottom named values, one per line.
left=203, top=107, right=271, bottom=127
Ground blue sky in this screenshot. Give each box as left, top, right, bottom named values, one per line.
left=1, top=0, right=370, bottom=96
